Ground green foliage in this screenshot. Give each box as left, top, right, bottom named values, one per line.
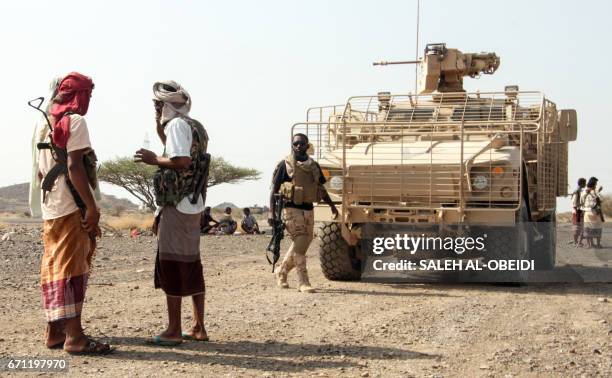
left=98, top=156, right=260, bottom=211
left=207, top=157, right=261, bottom=187
left=98, top=157, right=158, bottom=210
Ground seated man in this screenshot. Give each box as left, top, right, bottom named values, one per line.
left=216, top=207, right=237, bottom=235
left=200, top=206, right=218, bottom=234
left=240, top=207, right=261, bottom=234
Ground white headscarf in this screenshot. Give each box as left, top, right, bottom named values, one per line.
left=152, top=80, right=191, bottom=125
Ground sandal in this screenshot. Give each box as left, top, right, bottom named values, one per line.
left=181, top=332, right=209, bottom=342
left=66, top=339, right=114, bottom=355
left=148, top=334, right=183, bottom=346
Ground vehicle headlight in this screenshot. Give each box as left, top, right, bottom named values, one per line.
left=472, top=174, right=489, bottom=190
left=329, top=176, right=344, bottom=190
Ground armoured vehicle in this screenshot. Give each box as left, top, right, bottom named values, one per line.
left=291, top=43, right=577, bottom=281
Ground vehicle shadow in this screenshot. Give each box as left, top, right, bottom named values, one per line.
left=98, top=338, right=437, bottom=372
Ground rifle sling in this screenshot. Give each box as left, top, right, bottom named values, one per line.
left=39, top=145, right=87, bottom=211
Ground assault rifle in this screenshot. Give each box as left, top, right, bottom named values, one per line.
left=266, top=193, right=285, bottom=272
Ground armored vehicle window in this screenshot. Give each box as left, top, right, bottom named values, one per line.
left=386, top=108, right=434, bottom=122
left=451, top=106, right=505, bottom=121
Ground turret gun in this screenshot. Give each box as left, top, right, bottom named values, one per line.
left=373, top=43, right=500, bottom=94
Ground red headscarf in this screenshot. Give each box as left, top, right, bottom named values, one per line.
left=49, top=72, right=94, bottom=149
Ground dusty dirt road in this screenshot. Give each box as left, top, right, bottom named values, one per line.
left=0, top=223, right=610, bottom=377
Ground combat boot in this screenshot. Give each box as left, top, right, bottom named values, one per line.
left=297, top=269, right=315, bottom=293
left=276, top=269, right=289, bottom=289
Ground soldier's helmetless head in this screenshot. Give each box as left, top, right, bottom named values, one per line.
left=292, top=133, right=308, bottom=157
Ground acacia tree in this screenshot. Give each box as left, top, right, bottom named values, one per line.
left=99, top=156, right=260, bottom=211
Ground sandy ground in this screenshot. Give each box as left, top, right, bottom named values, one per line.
left=0, top=222, right=610, bottom=377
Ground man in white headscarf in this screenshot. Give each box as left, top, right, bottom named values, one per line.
left=153, top=80, right=192, bottom=125
left=134, top=80, right=210, bottom=345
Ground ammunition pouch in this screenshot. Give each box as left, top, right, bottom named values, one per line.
left=154, top=152, right=211, bottom=207
left=153, top=168, right=181, bottom=207
left=280, top=182, right=298, bottom=204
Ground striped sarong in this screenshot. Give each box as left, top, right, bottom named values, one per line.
left=40, top=210, right=95, bottom=322
left=155, top=206, right=205, bottom=297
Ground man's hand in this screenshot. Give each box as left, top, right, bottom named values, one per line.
left=134, top=149, right=158, bottom=165
left=82, top=208, right=101, bottom=237
left=268, top=217, right=276, bottom=227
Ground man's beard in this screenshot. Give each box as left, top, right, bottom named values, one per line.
left=293, top=150, right=308, bottom=161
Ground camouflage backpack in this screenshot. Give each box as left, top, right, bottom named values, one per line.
left=153, top=116, right=210, bottom=207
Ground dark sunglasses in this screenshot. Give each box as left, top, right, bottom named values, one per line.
left=292, top=141, right=307, bottom=147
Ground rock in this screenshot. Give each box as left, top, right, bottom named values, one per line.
left=361, top=372, right=369, bottom=377
left=597, top=297, right=608, bottom=303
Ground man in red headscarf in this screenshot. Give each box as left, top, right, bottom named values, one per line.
left=38, top=72, right=112, bottom=354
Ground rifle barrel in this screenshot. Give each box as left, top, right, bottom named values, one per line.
left=373, top=60, right=421, bottom=66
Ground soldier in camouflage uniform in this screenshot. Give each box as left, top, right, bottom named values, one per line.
left=269, top=133, right=338, bottom=293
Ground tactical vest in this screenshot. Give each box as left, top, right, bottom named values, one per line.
left=279, top=155, right=322, bottom=205
left=153, top=116, right=211, bottom=207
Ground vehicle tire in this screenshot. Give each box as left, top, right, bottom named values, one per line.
left=531, top=212, right=556, bottom=270
left=485, top=202, right=530, bottom=283
left=317, top=222, right=361, bottom=281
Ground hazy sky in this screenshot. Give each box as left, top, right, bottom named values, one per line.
left=1, top=0, right=609, bottom=212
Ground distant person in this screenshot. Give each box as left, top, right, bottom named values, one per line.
left=581, top=177, right=604, bottom=249
left=269, top=133, right=338, bottom=293
left=134, top=80, right=209, bottom=345
left=216, top=207, right=237, bottom=235
left=37, top=73, right=111, bottom=354
left=570, top=177, right=586, bottom=247
left=200, top=206, right=218, bottom=234
left=241, top=207, right=261, bottom=234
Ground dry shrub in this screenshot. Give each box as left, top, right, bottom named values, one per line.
left=104, top=213, right=154, bottom=230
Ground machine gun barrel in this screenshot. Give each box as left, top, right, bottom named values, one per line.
left=373, top=60, right=420, bottom=66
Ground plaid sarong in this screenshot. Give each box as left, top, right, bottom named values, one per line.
left=40, top=210, right=95, bottom=322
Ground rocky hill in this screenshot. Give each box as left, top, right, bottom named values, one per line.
left=0, top=183, right=137, bottom=216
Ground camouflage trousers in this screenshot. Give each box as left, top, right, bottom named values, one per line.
left=279, top=207, right=314, bottom=285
